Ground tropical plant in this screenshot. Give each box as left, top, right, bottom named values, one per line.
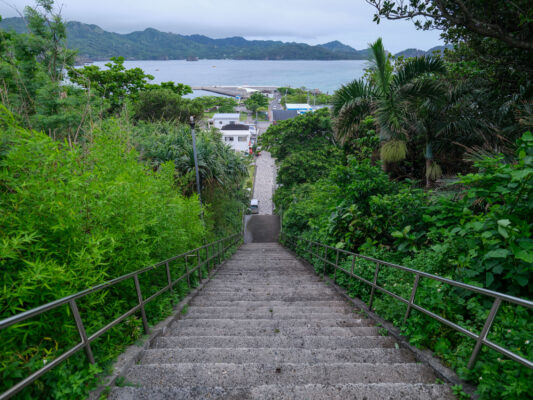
left=133, top=88, right=203, bottom=122
left=332, top=38, right=448, bottom=184
left=244, top=92, right=268, bottom=116
left=68, top=56, right=154, bottom=113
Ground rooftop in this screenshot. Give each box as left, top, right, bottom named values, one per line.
left=273, top=110, right=298, bottom=121
left=286, top=103, right=312, bottom=109
left=221, top=124, right=250, bottom=131
left=212, top=113, right=240, bottom=119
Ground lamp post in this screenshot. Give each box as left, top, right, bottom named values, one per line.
left=189, top=116, right=203, bottom=210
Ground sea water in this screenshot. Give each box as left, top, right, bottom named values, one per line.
left=90, top=59, right=368, bottom=95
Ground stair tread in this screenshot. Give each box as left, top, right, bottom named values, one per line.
left=109, top=383, right=455, bottom=400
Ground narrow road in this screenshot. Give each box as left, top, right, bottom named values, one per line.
left=252, top=151, right=276, bottom=215
left=109, top=243, right=454, bottom=399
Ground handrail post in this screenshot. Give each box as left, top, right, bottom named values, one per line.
left=165, top=262, right=171, bottom=289
left=368, top=262, right=380, bottom=310
left=323, top=244, right=327, bottom=277
left=206, top=245, right=210, bottom=273
left=185, top=256, right=191, bottom=289
left=69, top=300, right=95, bottom=364
left=165, top=261, right=173, bottom=303
left=403, top=274, right=420, bottom=324
left=467, top=298, right=502, bottom=369
left=133, top=274, right=149, bottom=334
left=197, top=249, right=202, bottom=283
left=334, top=248, right=340, bottom=283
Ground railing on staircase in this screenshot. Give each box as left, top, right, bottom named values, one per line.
left=280, top=232, right=533, bottom=371
left=0, top=233, right=241, bottom=400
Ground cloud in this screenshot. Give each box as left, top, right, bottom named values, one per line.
left=0, top=0, right=443, bottom=52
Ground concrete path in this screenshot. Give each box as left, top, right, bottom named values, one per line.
left=252, top=151, right=276, bottom=215
left=109, top=243, right=454, bottom=399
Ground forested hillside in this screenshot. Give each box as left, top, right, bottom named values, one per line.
left=0, top=17, right=370, bottom=61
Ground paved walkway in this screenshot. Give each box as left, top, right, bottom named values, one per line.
left=253, top=151, right=276, bottom=215
left=109, top=243, right=454, bottom=399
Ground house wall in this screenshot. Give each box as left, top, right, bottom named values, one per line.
left=222, top=133, right=250, bottom=152
left=213, top=117, right=239, bottom=128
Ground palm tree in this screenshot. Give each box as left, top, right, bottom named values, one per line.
left=332, top=38, right=447, bottom=184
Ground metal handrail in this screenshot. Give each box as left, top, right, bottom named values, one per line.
left=280, top=232, right=533, bottom=371
left=0, top=233, right=241, bottom=400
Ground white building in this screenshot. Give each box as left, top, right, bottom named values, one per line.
left=210, top=113, right=240, bottom=129
left=220, top=124, right=251, bottom=153
left=285, top=103, right=312, bottom=114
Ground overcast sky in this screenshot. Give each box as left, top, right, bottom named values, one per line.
left=0, top=0, right=443, bottom=52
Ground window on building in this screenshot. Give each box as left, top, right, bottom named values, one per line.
left=238, top=136, right=247, bottom=142
left=224, top=136, right=234, bottom=142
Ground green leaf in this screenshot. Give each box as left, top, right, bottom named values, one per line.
left=486, top=272, right=494, bottom=287
left=514, top=250, right=533, bottom=263
left=497, top=219, right=511, bottom=227
left=484, top=249, right=511, bottom=259
left=497, top=226, right=509, bottom=239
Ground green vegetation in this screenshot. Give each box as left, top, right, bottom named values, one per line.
left=0, top=17, right=371, bottom=61
left=244, top=92, right=269, bottom=116
left=262, top=3, right=533, bottom=394
left=278, top=87, right=332, bottom=106
left=193, top=96, right=238, bottom=113
left=0, top=2, right=248, bottom=398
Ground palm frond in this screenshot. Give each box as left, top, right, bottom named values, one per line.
left=380, top=139, right=407, bottom=162
left=392, top=56, right=446, bottom=88
left=368, top=38, right=393, bottom=96
left=426, top=161, right=442, bottom=180
left=332, top=79, right=375, bottom=116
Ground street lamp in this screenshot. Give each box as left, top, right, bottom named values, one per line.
left=189, top=116, right=203, bottom=210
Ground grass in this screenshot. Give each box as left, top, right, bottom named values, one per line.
left=240, top=112, right=248, bottom=122
left=245, top=164, right=255, bottom=192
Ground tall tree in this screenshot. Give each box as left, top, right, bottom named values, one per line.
left=332, top=38, right=446, bottom=184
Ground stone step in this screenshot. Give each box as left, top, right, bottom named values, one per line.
left=109, top=383, right=455, bottom=400
left=186, top=305, right=352, bottom=314
left=123, top=363, right=436, bottom=387
left=205, top=280, right=333, bottom=292
left=154, top=335, right=397, bottom=350
left=199, top=288, right=337, bottom=295
left=191, top=293, right=339, bottom=301
left=168, top=326, right=381, bottom=337
left=181, top=312, right=352, bottom=320
left=141, top=348, right=416, bottom=364
left=173, top=318, right=373, bottom=329
left=189, top=300, right=349, bottom=308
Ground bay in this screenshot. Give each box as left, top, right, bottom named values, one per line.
left=90, top=59, right=368, bottom=95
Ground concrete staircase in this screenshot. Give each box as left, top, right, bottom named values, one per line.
left=109, top=243, right=454, bottom=399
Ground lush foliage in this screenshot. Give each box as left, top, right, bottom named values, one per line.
left=0, top=110, right=209, bottom=399
left=244, top=92, right=268, bottom=115
left=133, top=88, right=203, bottom=122
left=132, top=121, right=249, bottom=237
left=0, top=2, right=249, bottom=398
left=278, top=87, right=332, bottom=105
left=193, top=96, right=238, bottom=113
left=276, top=126, right=532, bottom=399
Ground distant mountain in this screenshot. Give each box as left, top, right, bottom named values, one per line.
left=394, top=48, right=427, bottom=58
left=394, top=44, right=454, bottom=58
left=0, top=17, right=371, bottom=61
